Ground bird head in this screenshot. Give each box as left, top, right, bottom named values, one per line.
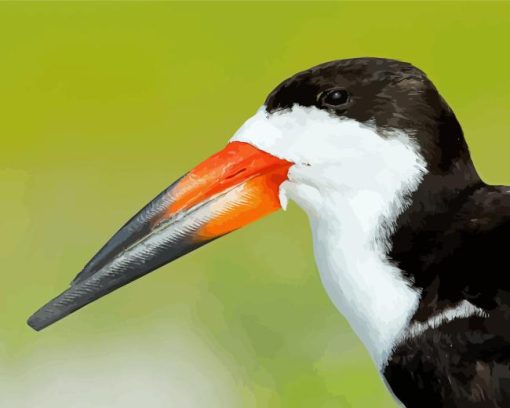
left=28, top=57, right=476, bottom=331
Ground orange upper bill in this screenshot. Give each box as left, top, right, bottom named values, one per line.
left=154, top=141, right=293, bottom=239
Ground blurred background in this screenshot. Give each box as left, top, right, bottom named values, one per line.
left=1, top=2, right=510, bottom=407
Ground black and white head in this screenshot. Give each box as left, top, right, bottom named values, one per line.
left=232, top=57, right=479, bottom=366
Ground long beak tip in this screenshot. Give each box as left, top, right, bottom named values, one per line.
left=27, top=313, right=45, bottom=332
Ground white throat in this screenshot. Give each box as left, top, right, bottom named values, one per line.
left=231, top=106, right=428, bottom=368
left=289, top=187, right=421, bottom=368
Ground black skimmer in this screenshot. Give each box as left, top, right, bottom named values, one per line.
left=28, top=58, right=510, bottom=407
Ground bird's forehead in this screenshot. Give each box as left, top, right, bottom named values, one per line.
left=265, top=61, right=422, bottom=114
left=264, top=58, right=436, bottom=139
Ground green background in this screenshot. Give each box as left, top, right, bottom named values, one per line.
left=1, top=2, right=509, bottom=407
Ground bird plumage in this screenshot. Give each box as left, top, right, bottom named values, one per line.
left=28, top=57, right=510, bottom=406
left=254, top=58, right=510, bottom=405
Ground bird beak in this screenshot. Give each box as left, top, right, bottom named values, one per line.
left=28, top=141, right=292, bottom=331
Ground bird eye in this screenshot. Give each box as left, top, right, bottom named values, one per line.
left=318, top=89, right=351, bottom=109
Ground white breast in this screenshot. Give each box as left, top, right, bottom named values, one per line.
left=304, top=191, right=421, bottom=368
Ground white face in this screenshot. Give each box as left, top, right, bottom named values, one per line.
left=231, top=105, right=428, bottom=369
left=230, top=105, right=426, bottom=219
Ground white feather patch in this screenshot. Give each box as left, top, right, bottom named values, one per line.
left=407, top=300, right=489, bottom=338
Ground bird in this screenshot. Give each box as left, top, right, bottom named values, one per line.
left=28, top=57, right=510, bottom=407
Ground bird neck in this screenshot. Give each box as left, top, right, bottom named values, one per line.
left=306, top=155, right=482, bottom=368
left=307, top=188, right=421, bottom=369
left=307, top=156, right=482, bottom=369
